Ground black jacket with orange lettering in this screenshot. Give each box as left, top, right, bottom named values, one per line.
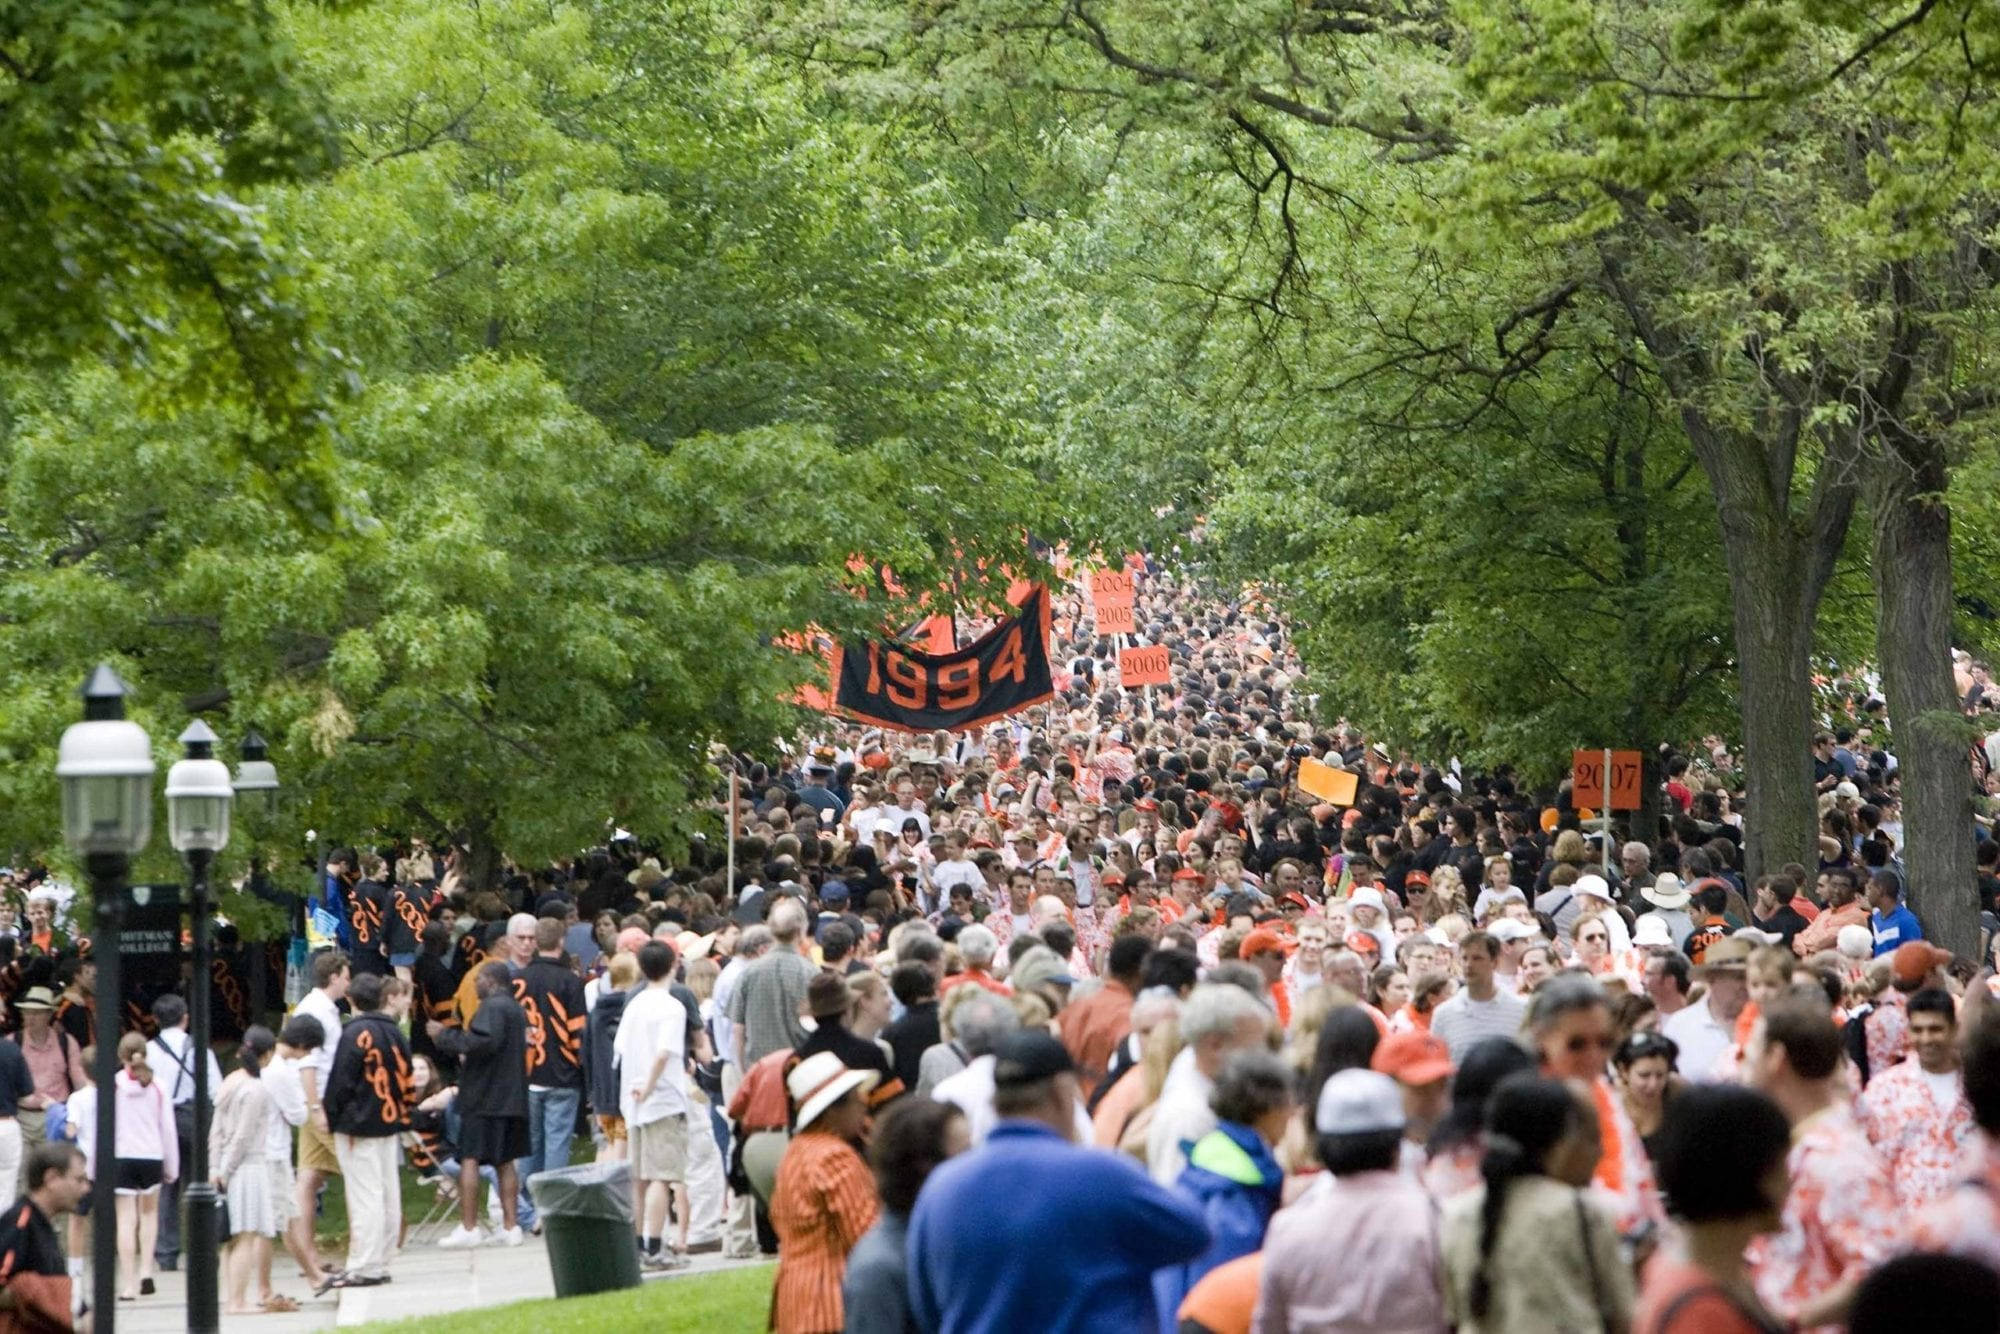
left=345, top=878, right=391, bottom=976
left=384, top=883, right=438, bottom=964
left=323, top=1011, right=413, bottom=1138
left=515, top=956, right=588, bottom=1097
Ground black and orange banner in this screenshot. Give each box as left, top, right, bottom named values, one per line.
left=831, top=587, right=1054, bottom=732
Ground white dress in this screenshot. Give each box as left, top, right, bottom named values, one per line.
left=211, top=1075, right=283, bottom=1238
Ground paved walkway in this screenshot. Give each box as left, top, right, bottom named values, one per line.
left=111, top=1237, right=763, bottom=1332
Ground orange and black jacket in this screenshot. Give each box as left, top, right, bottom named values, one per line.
left=0, top=1196, right=70, bottom=1334
left=385, top=883, right=437, bottom=964
left=324, top=1011, right=414, bottom=1137
left=515, top=957, right=588, bottom=1095
left=345, top=879, right=391, bottom=974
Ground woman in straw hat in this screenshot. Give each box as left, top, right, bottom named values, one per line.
left=769, top=1053, right=879, bottom=1333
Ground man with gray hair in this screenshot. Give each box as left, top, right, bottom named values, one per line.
left=942, top=924, right=1010, bottom=997
left=917, top=987, right=1018, bottom=1098
left=725, top=900, right=816, bottom=1066
left=931, top=992, right=1093, bottom=1143
left=712, top=925, right=772, bottom=1098
left=1146, top=983, right=1274, bottom=1185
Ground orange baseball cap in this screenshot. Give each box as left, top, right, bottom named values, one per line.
left=1371, top=1031, right=1453, bottom=1086
left=1240, top=926, right=1292, bottom=959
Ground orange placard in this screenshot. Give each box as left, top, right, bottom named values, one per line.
left=1119, top=644, right=1171, bottom=687
left=1297, top=756, right=1359, bottom=806
left=1095, top=600, right=1136, bottom=635
left=1088, top=569, right=1136, bottom=605
left=1571, top=749, right=1643, bottom=811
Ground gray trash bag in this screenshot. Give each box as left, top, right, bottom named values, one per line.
left=527, top=1159, right=634, bottom=1224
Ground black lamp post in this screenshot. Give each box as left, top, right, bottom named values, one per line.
left=56, top=666, right=156, bottom=1334
left=165, top=721, right=232, bottom=1334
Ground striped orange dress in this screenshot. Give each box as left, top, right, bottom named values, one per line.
left=769, top=1128, right=879, bottom=1333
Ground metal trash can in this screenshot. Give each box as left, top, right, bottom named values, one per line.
left=527, top=1160, right=643, bottom=1297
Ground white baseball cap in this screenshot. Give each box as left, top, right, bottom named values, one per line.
left=1314, top=1068, right=1406, bottom=1137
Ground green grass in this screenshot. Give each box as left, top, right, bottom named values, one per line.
left=346, top=1263, right=775, bottom=1332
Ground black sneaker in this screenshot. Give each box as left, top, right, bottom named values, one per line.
left=140, top=1278, right=156, bottom=1296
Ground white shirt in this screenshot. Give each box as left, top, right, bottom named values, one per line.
left=883, top=804, right=932, bottom=840
left=931, top=1055, right=1091, bottom=1146
left=614, top=984, right=688, bottom=1126
left=264, top=1055, right=309, bottom=1158
left=68, top=1084, right=98, bottom=1177
left=933, top=859, right=983, bottom=897
left=295, top=988, right=343, bottom=1089
left=710, top=957, right=748, bottom=1065
left=1146, top=1047, right=1216, bottom=1187
left=1661, top=997, right=1735, bottom=1083
left=1921, top=1067, right=1961, bottom=1113
left=148, top=1026, right=225, bottom=1109
left=1430, top=988, right=1529, bottom=1063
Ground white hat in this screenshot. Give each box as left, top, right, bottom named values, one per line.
left=785, top=1053, right=879, bottom=1132
left=1632, top=915, right=1674, bottom=949
left=1834, top=780, right=1859, bottom=801
left=1731, top=926, right=1782, bottom=947
left=675, top=929, right=717, bottom=960
left=1836, top=924, right=1875, bottom=960
left=1348, top=887, right=1388, bottom=914
left=1642, top=873, right=1689, bottom=910
left=1487, top=918, right=1538, bottom=943
left=1314, top=1068, right=1406, bottom=1136
left=1573, top=874, right=1616, bottom=905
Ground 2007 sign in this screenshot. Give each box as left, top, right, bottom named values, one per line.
left=1571, top=748, right=1643, bottom=811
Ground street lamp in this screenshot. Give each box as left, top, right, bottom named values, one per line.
left=231, top=729, right=279, bottom=821
left=166, top=721, right=232, bottom=1334
left=56, top=665, right=153, bottom=1334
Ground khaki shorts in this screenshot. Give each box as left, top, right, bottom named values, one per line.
left=630, top=1114, right=687, bottom=1184
left=299, top=1118, right=341, bottom=1176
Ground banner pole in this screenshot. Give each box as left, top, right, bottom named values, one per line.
left=726, top=766, right=738, bottom=893
left=1602, top=746, right=1613, bottom=876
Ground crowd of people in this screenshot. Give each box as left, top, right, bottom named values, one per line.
left=3, top=561, right=2000, bottom=1333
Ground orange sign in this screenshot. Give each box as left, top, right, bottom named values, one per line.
left=1572, top=749, right=1643, bottom=811
left=1094, top=600, right=1136, bottom=635
left=1088, top=569, right=1136, bottom=605
left=1297, top=756, right=1359, bottom=806
left=1118, top=645, right=1170, bottom=687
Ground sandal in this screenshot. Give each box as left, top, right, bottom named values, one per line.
left=262, top=1295, right=301, bottom=1313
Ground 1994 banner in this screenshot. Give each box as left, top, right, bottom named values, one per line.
left=833, top=587, right=1055, bottom=732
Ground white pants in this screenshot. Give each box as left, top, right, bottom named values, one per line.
left=686, top=1098, right=725, bottom=1243
left=333, top=1134, right=401, bottom=1279
left=0, top=1118, right=21, bottom=1209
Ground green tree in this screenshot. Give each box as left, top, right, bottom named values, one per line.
left=778, top=0, right=2000, bottom=949
left=1, top=0, right=1062, bottom=882
left=0, top=0, right=355, bottom=514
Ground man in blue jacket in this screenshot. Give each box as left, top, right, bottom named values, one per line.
left=907, top=1031, right=1210, bottom=1333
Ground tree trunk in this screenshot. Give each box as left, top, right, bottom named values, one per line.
left=462, top=806, right=502, bottom=897
left=1867, top=445, right=1978, bottom=957
left=1710, top=498, right=1823, bottom=881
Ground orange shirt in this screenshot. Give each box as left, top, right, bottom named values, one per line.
left=769, top=1130, right=878, bottom=1334
left=1057, top=978, right=1134, bottom=1097
left=1090, top=1064, right=1148, bottom=1150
